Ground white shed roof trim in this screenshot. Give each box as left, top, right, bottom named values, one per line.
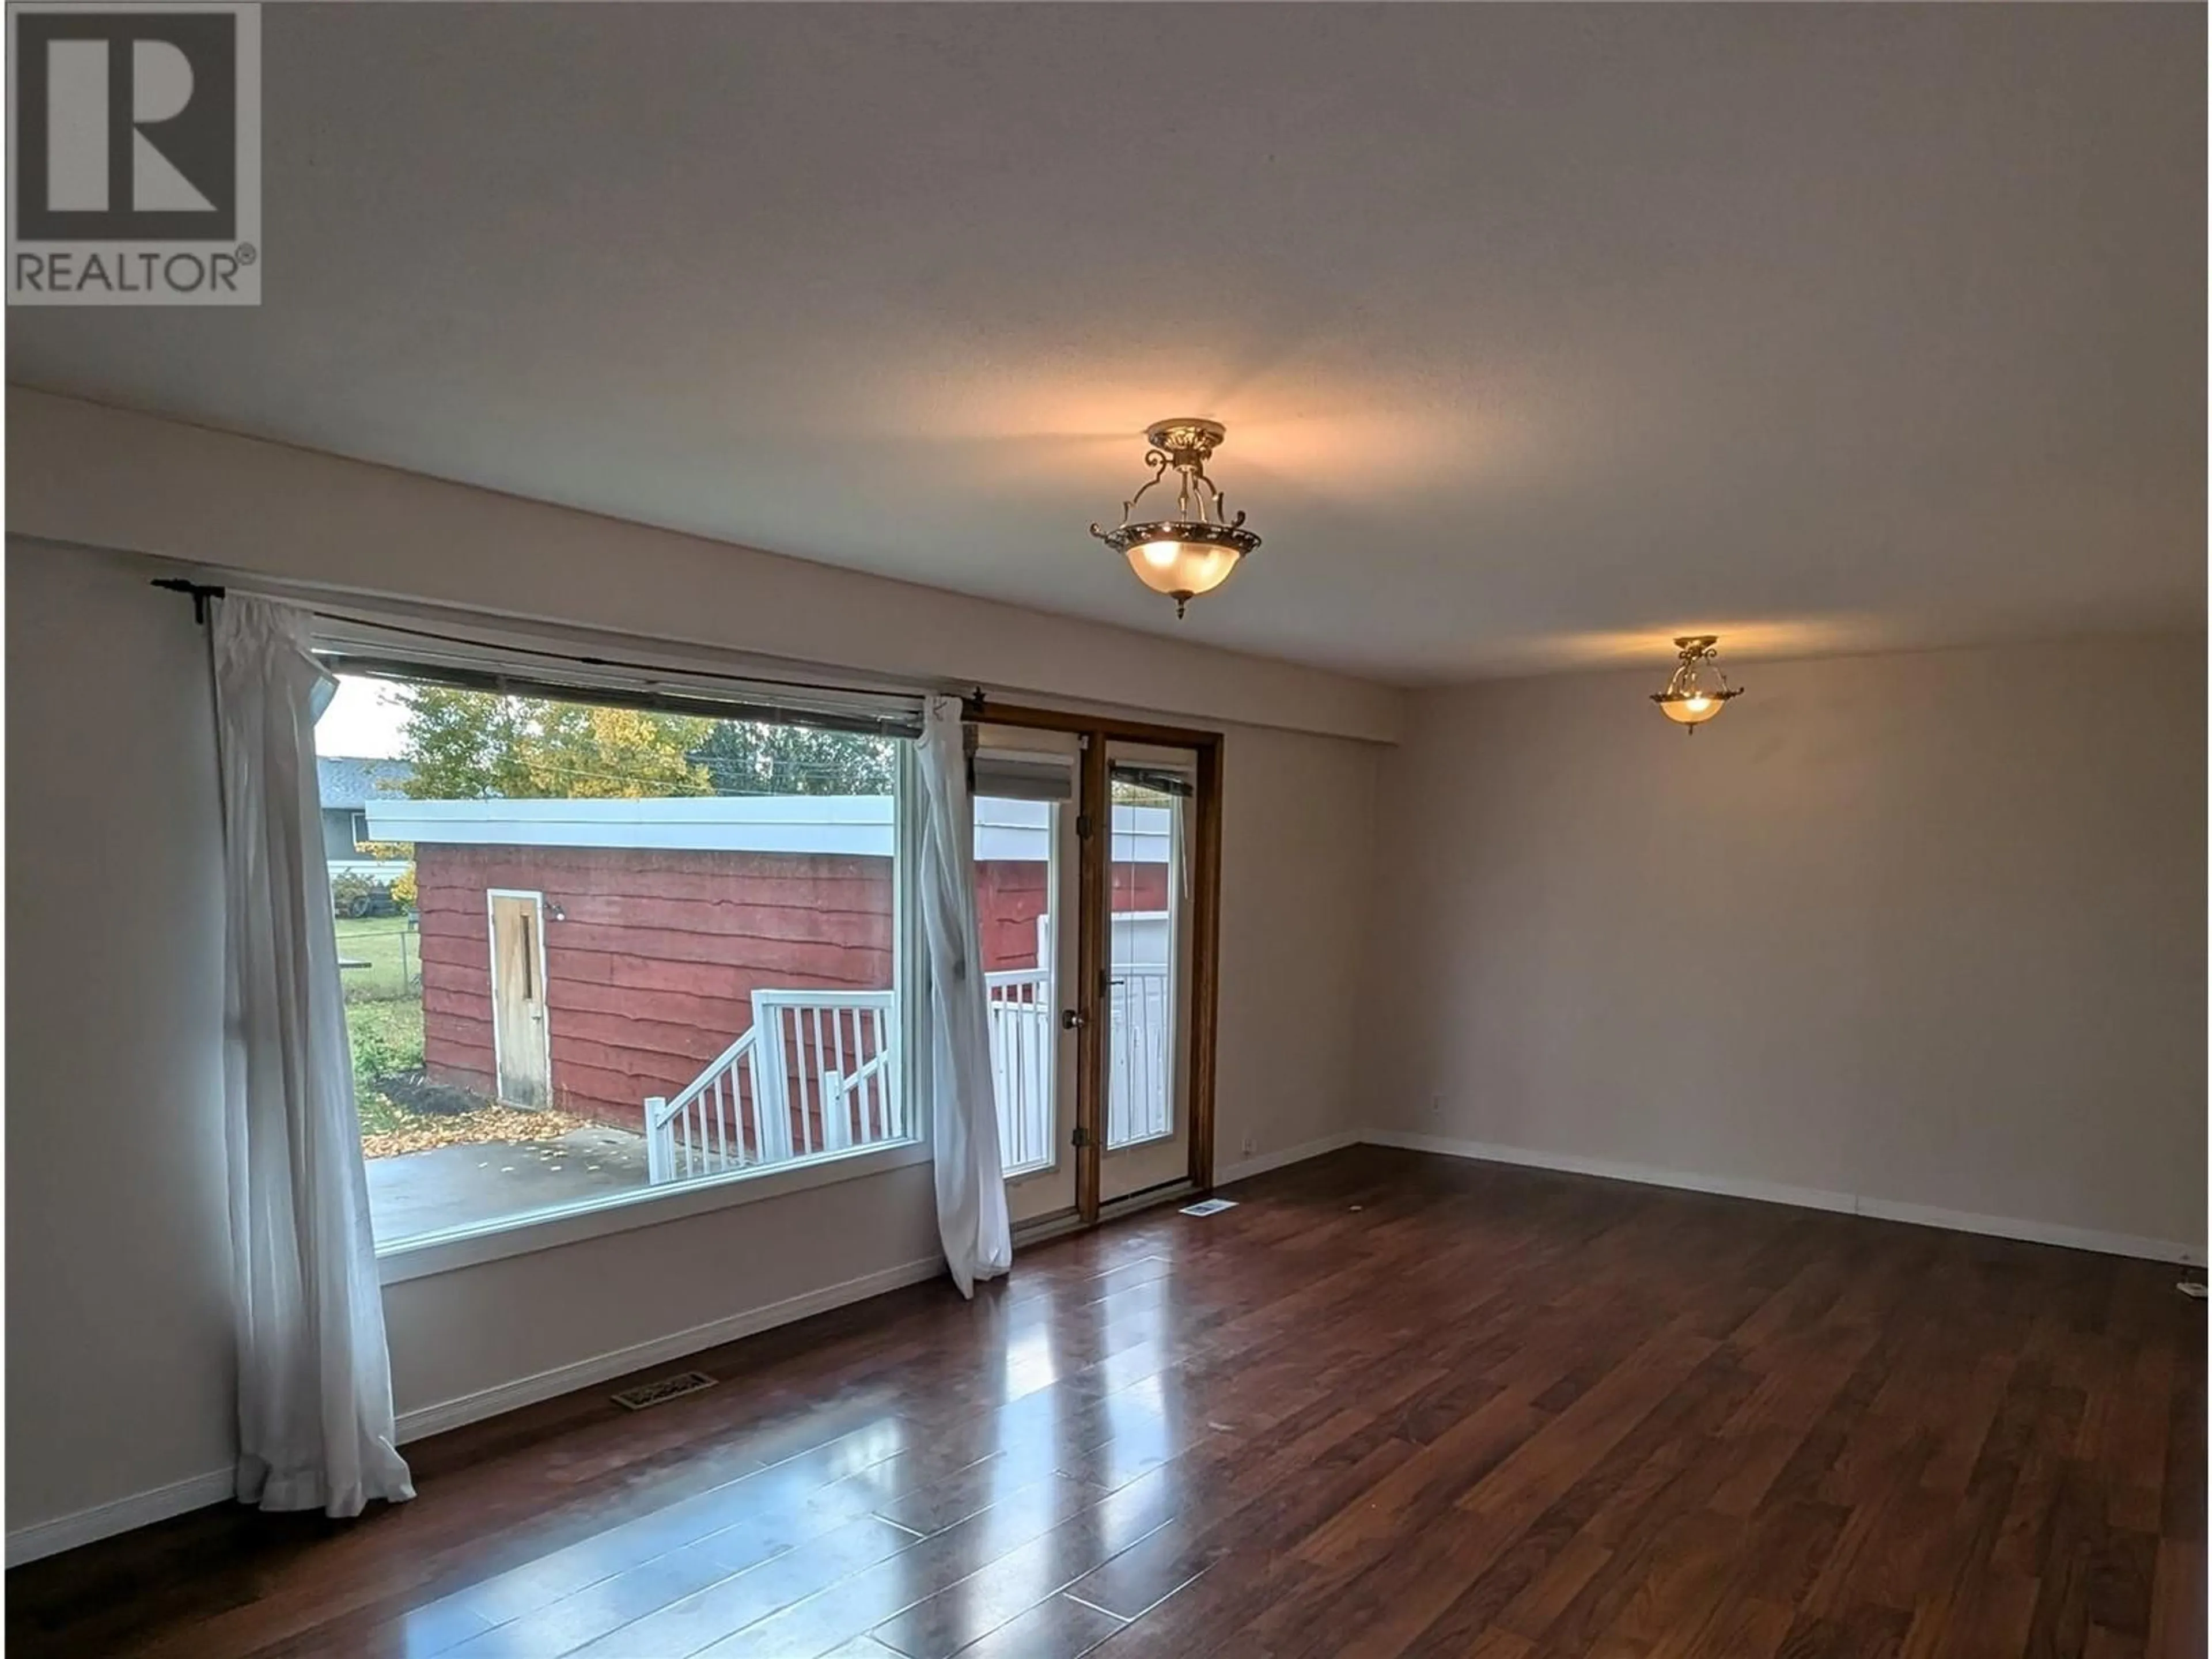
left=364, top=794, right=1172, bottom=862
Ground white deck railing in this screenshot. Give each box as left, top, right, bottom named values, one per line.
left=987, top=968, right=1054, bottom=1175
left=646, top=965, right=1171, bottom=1184
left=754, top=989, right=900, bottom=1157
left=1107, top=966, right=1173, bottom=1147
left=983, top=961, right=1175, bottom=1161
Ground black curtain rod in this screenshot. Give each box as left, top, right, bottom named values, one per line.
left=151, top=576, right=225, bottom=623
left=147, top=576, right=961, bottom=716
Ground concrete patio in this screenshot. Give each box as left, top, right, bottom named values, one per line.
left=366, top=1126, right=653, bottom=1240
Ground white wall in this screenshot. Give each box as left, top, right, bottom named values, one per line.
left=1214, top=724, right=1381, bottom=1172
left=1366, top=636, right=2207, bottom=1257
left=381, top=1165, right=941, bottom=1434
left=6, top=552, right=238, bottom=1543
left=3, top=453, right=1387, bottom=1554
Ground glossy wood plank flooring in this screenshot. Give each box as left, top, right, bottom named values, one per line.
left=9, top=1147, right=2203, bottom=1658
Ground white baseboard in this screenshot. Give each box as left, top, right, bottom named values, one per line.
left=1364, top=1129, right=2203, bottom=1266
left=1216, top=1130, right=1362, bottom=1186
left=1851, top=1195, right=2199, bottom=1268
left=395, top=1254, right=945, bottom=1441
left=5, top=1466, right=237, bottom=1569
left=5, top=1254, right=947, bottom=1569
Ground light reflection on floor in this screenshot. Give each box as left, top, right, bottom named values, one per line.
left=397, top=1244, right=1203, bottom=1657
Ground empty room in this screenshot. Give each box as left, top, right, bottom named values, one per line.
left=3, top=4, right=2204, bottom=1656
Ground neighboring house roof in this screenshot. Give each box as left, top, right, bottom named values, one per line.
left=363, top=794, right=1172, bottom=863
left=317, top=756, right=415, bottom=810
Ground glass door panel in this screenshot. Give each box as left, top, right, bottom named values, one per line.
left=1098, top=743, right=1195, bottom=1202
left=974, top=726, right=1081, bottom=1228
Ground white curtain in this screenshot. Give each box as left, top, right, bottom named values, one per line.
left=212, top=597, right=415, bottom=1516
left=915, top=696, right=1013, bottom=1297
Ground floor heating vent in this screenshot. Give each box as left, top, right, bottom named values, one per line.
left=611, top=1371, right=719, bottom=1411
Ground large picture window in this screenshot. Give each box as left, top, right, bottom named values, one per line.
left=312, top=667, right=922, bottom=1249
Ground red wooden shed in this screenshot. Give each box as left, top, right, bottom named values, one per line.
left=368, top=796, right=1168, bottom=1135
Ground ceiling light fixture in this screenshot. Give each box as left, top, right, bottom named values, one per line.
left=1091, top=419, right=1260, bottom=618
left=1650, top=635, right=1743, bottom=732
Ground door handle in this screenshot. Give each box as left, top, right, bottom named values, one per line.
left=1060, top=1008, right=1086, bottom=1031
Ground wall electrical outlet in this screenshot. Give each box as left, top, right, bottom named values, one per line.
left=1240, top=1133, right=1256, bottom=1156
left=1429, top=1093, right=1443, bottom=1116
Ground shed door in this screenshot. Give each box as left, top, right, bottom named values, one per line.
left=489, top=891, right=550, bottom=1107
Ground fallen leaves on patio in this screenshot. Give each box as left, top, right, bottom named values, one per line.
left=361, top=1103, right=592, bottom=1161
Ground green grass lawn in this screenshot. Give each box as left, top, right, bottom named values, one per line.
left=335, top=915, right=421, bottom=1003
left=337, top=916, right=427, bottom=1134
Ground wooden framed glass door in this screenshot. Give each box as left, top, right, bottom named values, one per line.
left=969, top=701, right=1222, bottom=1226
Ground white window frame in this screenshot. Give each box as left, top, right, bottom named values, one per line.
left=377, top=1137, right=934, bottom=1285
left=334, top=663, right=930, bottom=1286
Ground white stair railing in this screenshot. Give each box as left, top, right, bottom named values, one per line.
left=820, top=1046, right=897, bottom=1155
left=647, top=989, right=900, bottom=1184
left=643, top=1026, right=764, bottom=1185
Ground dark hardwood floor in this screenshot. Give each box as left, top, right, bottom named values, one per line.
left=9, top=1147, right=2203, bottom=1657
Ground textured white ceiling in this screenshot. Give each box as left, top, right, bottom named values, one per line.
left=8, top=3, right=2202, bottom=683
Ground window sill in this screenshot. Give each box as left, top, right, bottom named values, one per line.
left=374, top=1138, right=933, bottom=1286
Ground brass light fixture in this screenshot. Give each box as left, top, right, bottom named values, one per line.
left=1650, top=635, right=1743, bottom=732
left=1091, top=418, right=1260, bottom=618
